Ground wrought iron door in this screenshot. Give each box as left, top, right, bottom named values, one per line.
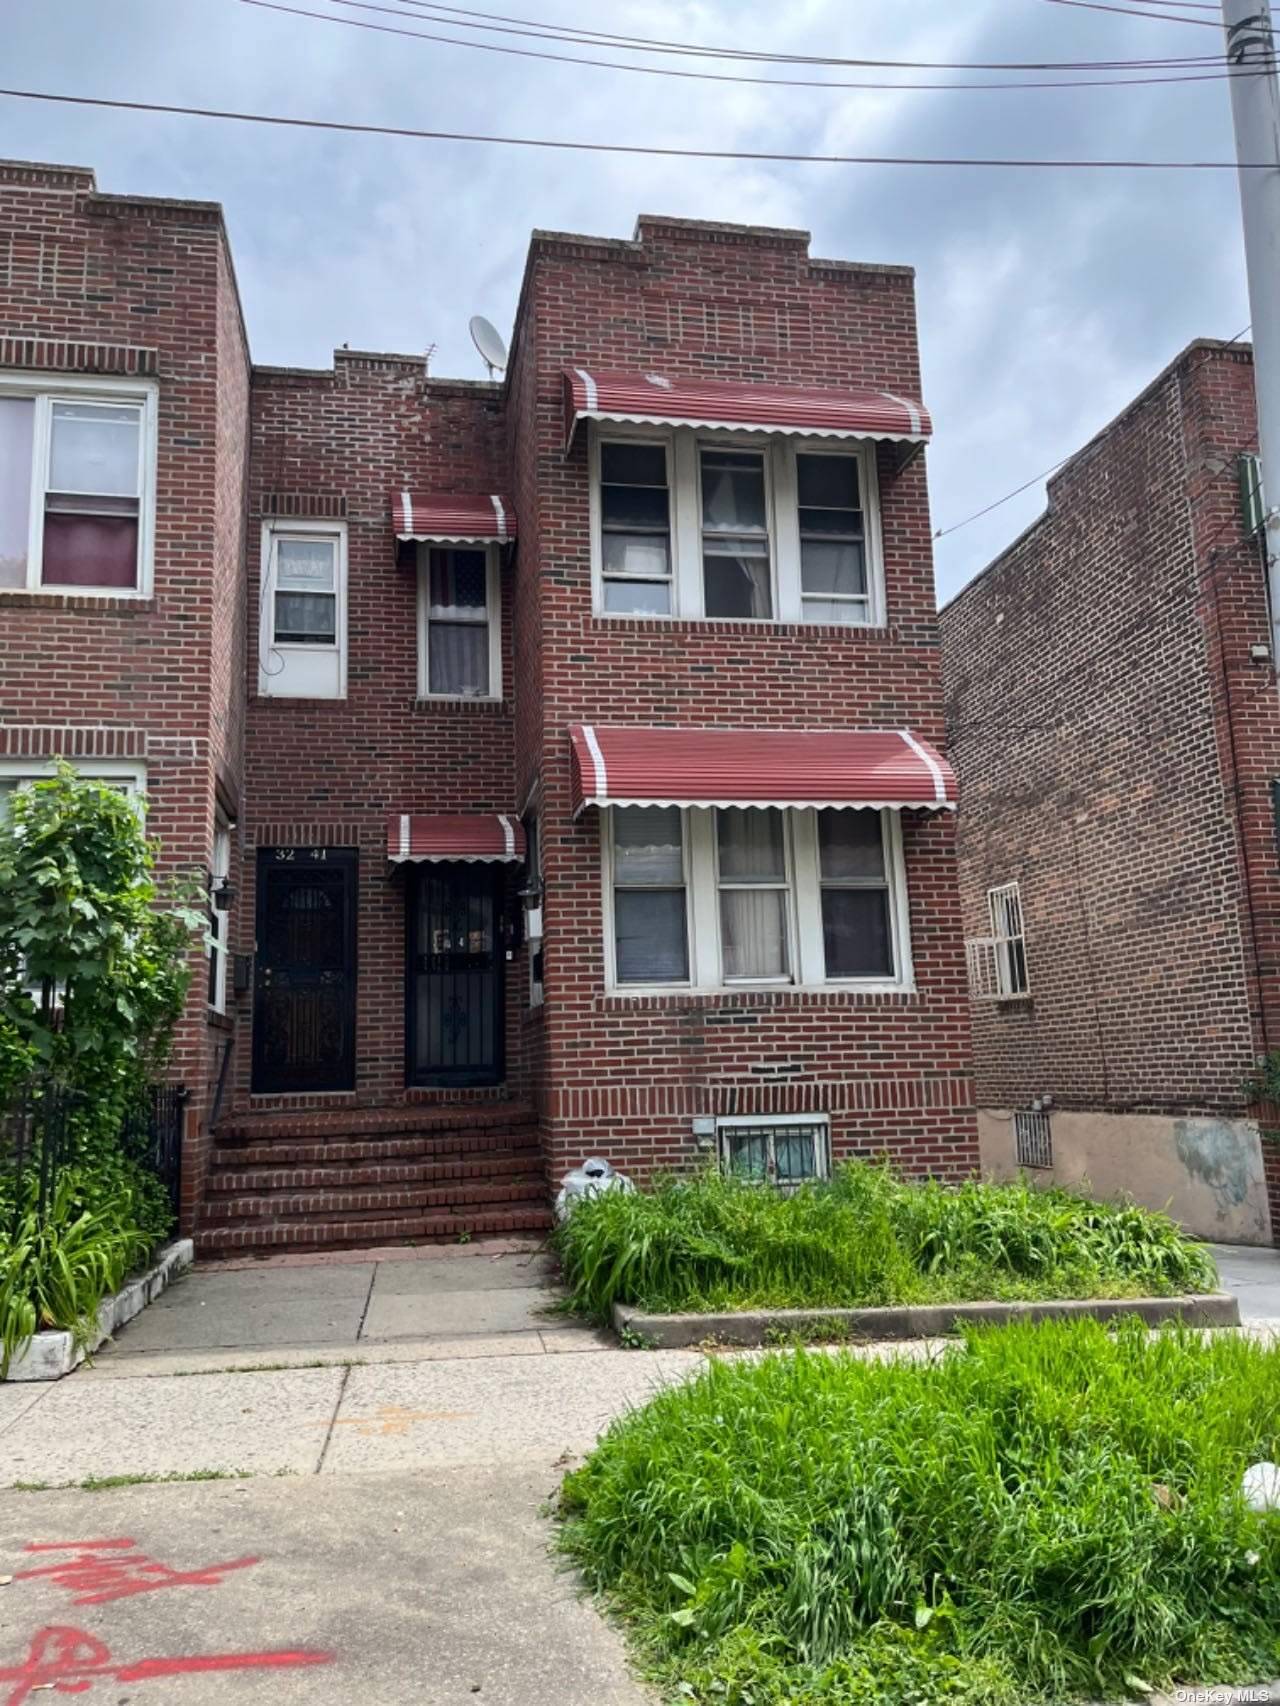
left=410, top=864, right=504, bottom=1087
left=252, top=848, right=357, bottom=1094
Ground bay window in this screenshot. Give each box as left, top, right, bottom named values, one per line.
left=420, top=546, right=500, bottom=698
left=604, top=805, right=910, bottom=991
left=592, top=426, right=882, bottom=624
left=0, top=379, right=156, bottom=595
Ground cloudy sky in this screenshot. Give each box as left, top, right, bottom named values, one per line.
left=0, top=0, right=1251, bottom=602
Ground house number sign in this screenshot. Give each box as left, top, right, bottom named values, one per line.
left=271, top=848, right=329, bottom=861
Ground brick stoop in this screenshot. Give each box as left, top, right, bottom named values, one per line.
left=197, top=1099, right=553, bottom=1256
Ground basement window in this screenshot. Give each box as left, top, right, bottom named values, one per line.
left=717, top=1116, right=830, bottom=1191
left=1014, top=1109, right=1053, bottom=1170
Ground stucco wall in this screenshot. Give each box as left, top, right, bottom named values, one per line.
left=978, top=1108, right=1272, bottom=1245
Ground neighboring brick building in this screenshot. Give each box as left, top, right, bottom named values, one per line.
left=941, top=339, right=1280, bottom=1245
left=2, top=160, right=976, bottom=1254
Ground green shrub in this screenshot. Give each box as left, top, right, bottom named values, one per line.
left=553, top=1164, right=1218, bottom=1321
left=0, top=1173, right=155, bottom=1374
left=561, top=1321, right=1280, bottom=1704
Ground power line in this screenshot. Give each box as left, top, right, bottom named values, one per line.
left=379, top=0, right=1236, bottom=69
left=5, top=86, right=1280, bottom=168
left=1035, top=0, right=1226, bottom=24
left=935, top=327, right=1254, bottom=541
left=246, top=0, right=1276, bottom=91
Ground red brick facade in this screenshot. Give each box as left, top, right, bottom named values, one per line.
left=941, top=341, right=1280, bottom=1243
left=3, top=163, right=977, bottom=1252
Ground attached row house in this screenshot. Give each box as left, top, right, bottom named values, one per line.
left=0, top=158, right=976, bottom=1253
left=942, top=339, right=1280, bottom=1247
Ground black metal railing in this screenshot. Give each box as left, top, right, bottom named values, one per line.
left=1, top=1078, right=187, bottom=1231
left=121, top=1084, right=188, bottom=1219
left=0, top=1080, right=78, bottom=1230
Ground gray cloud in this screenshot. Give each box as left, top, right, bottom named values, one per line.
left=0, top=0, right=1251, bottom=600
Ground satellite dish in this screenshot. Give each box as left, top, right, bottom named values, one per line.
left=469, top=314, right=508, bottom=378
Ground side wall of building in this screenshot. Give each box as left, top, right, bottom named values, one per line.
left=941, top=344, right=1274, bottom=1243
left=515, top=219, right=976, bottom=1183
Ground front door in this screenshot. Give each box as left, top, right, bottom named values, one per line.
left=409, top=864, right=504, bottom=1087
left=252, top=847, right=357, bottom=1094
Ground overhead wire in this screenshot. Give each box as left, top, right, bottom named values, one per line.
left=239, top=0, right=1275, bottom=92
left=8, top=86, right=1280, bottom=168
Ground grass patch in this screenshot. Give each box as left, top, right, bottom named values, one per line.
left=560, top=1320, right=1280, bottom=1704
left=553, top=1164, right=1218, bottom=1322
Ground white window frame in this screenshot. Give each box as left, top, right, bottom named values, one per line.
left=588, top=422, right=885, bottom=628
left=258, top=518, right=348, bottom=700
left=0, top=371, right=159, bottom=598
left=713, top=806, right=796, bottom=986
left=967, top=880, right=1030, bottom=1000
left=717, top=1114, right=831, bottom=1191
left=416, top=542, right=503, bottom=701
left=595, top=436, right=675, bottom=616
left=601, top=805, right=913, bottom=995
left=0, top=756, right=145, bottom=806
left=207, top=818, right=232, bottom=1015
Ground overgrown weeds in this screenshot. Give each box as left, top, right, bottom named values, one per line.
left=553, top=1164, right=1218, bottom=1322
left=560, top=1320, right=1280, bottom=1704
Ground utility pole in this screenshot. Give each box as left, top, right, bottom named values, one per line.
left=1224, top=0, right=1280, bottom=659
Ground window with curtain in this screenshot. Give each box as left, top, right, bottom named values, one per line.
left=797, top=452, right=869, bottom=624
left=273, top=535, right=338, bottom=644
left=600, top=441, right=672, bottom=614
left=425, top=547, right=492, bottom=696
left=818, top=810, right=894, bottom=979
left=700, top=448, right=772, bottom=618
left=716, top=807, right=792, bottom=981
left=611, top=806, right=688, bottom=983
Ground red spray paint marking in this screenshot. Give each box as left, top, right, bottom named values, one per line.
left=15, top=1540, right=261, bottom=1605
left=0, top=1626, right=333, bottom=1705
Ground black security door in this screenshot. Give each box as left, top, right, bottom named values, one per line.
left=252, top=847, right=357, bottom=1094
left=409, top=864, right=504, bottom=1087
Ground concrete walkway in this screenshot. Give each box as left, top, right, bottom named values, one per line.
left=1209, top=1241, right=1280, bottom=1323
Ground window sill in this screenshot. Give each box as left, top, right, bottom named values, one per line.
left=599, top=982, right=917, bottom=1010
left=252, top=693, right=348, bottom=707
left=206, top=1009, right=234, bottom=1032
left=412, top=696, right=509, bottom=715
left=590, top=612, right=890, bottom=640
left=0, top=588, right=154, bottom=612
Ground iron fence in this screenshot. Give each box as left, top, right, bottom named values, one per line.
left=1, top=1078, right=187, bottom=1231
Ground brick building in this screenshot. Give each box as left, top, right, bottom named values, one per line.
left=941, top=339, right=1280, bottom=1245
left=2, top=158, right=976, bottom=1254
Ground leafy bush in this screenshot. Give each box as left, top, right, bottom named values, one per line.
left=561, top=1321, right=1280, bottom=1704
left=0, top=1173, right=155, bottom=1374
left=554, top=1164, right=1218, bottom=1321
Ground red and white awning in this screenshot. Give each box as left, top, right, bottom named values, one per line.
left=563, top=368, right=931, bottom=450
left=392, top=492, right=517, bottom=544
left=388, top=813, right=527, bottom=863
left=568, top=725, right=956, bottom=816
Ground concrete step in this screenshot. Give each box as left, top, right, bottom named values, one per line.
left=194, top=1204, right=554, bottom=1256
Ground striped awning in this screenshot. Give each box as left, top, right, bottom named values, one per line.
left=392, top=492, right=516, bottom=544
left=568, top=725, right=956, bottom=816
left=388, top=813, right=527, bottom=863
left=563, top=368, right=931, bottom=449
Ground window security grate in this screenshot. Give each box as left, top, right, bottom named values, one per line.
left=1014, top=1109, right=1053, bottom=1170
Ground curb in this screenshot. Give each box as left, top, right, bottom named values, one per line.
left=612, top=1292, right=1241, bottom=1349
left=4, top=1237, right=194, bottom=1381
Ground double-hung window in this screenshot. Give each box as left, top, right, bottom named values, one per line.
left=700, top=448, right=772, bottom=618
left=207, top=820, right=232, bottom=1015
left=592, top=427, right=882, bottom=624
left=797, top=452, right=870, bottom=625
left=600, top=442, right=672, bottom=614
left=610, top=806, right=689, bottom=984
left=818, top=811, right=894, bottom=978
left=606, top=805, right=908, bottom=991
left=716, top=807, right=792, bottom=981
left=0, top=380, right=156, bottom=594
left=420, top=547, right=500, bottom=698
left=260, top=521, right=347, bottom=699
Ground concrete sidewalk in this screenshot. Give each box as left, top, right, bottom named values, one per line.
left=0, top=1469, right=649, bottom=1705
